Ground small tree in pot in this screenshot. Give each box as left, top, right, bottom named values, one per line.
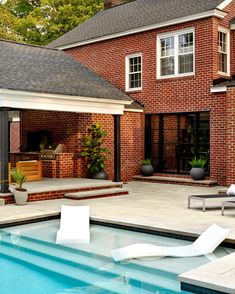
left=141, top=159, right=154, bottom=176
left=11, top=169, right=28, bottom=205
left=189, top=157, right=207, bottom=180
left=81, top=123, right=110, bottom=180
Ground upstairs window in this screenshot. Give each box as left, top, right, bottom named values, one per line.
left=126, top=53, right=142, bottom=91
left=218, top=28, right=230, bottom=75
left=157, top=29, right=194, bottom=78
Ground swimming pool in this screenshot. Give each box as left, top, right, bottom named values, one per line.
left=0, top=220, right=233, bottom=294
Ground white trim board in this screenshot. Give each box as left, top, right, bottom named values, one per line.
left=217, top=0, right=234, bottom=10
left=0, top=89, right=132, bottom=115
left=231, top=23, right=235, bottom=30
left=210, top=85, right=227, bottom=93
left=124, top=108, right=143, bottom=113
left=56, top=9, right=227, bottom=50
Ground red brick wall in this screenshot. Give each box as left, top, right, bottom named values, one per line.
left=56, top=153, right=74, bottom=178
left=42, top=160, right=57, bottom=178
left=10, top=121, right=20, bottom=152
left=225, top=87, right=235, bottom=184
left=20, top=110, right=143, bottom=182
left=64, top=4, right=235, bottom=185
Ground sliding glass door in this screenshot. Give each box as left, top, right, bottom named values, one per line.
left=145, top=112, right=210, bottom=174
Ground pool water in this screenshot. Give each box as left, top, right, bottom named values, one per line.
left=0, top=220, right=233, bottom=294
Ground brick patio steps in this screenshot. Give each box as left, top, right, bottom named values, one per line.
left=133, top=175, right=217, bottom=187
left=65, top=187, right=129, bottom=200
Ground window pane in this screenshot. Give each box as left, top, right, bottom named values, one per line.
left=219, top=52, right=227, bottom=73
left=161, top=57, right=175, bottom=76
left=218, top=31, right=227, bottom=53
left=179, top=33, right=193, bottom=54
left=129, top=56, right=142, bottom=73
left=179, top=54, right=193, bottom=74
left=218, top=31, right=228, bottom=73
left=129, top=73, right=141, bottom=88
left=161, top=36, right=174, bottom=57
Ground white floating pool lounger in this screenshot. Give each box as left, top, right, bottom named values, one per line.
left=56, top=205, right=90, bottom=244
left=110, top=224, right=230, bottom=262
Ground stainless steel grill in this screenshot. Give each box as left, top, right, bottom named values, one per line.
left=39, top=144, right=66, bottom=160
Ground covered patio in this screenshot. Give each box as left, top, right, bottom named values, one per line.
left=0, top=40, right=137, bottom=195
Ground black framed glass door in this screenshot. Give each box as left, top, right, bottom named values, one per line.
left=145, top=112, right=210, bottom=174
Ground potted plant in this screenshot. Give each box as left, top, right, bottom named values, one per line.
left=189, top=157, right=207, bottom=180
left=141, top=159, right=154, bottom=176
left=11, top=169, right=28, bottom=205
left=81, top=122, right=110, bottom=180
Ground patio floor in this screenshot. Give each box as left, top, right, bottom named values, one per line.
left=1, top=181, right=235, bottom=241
left=9, top=178, right=121, bottom=193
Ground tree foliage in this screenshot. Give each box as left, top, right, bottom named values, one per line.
left=2, top=0, right=103, bottom=45
left=0, top=1, right=22, bottom=41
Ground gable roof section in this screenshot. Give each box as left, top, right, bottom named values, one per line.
left=0, top=40, right=132, bottom=102
left=49, top=0, right=227, bottom=49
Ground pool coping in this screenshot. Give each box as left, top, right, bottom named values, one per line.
left=0, top=213, right=234, bottom=247
left=179, top=252, right=235, bottom=294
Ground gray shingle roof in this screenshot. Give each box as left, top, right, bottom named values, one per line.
left=49, top=0, right=224, bottom=49
left=125, top=101, right=143, bottom=111
left=0, top=40, right=132, bottom=101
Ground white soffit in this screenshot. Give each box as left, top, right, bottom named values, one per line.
left=217, top=0, right=234, bottom=10
left=210, top=85, right=227, bottom=93
left=0, top=89, right=132, bottom=115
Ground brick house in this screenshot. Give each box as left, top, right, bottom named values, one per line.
left=48, top=0, right=235, bottom=186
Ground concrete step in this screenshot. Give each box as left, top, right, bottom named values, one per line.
left=133, top=175, right=217, bottom=187
left=64, top=188, right=129, bottom=199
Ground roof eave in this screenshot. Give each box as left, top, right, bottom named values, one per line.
left=217, top=0, right=234, bottom=10
left=0, top=88, right=132, bottom=115
left=54, top=9, right=227, bottom=50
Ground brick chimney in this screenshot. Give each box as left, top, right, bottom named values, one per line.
left=104, top=0, right=124, bottom=9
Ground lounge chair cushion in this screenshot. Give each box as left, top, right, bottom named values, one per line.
left=56, top=205, right=90, bottom=244
left=227, top=184, right=235, bottom=195
left=110, top=224, right=230, bottom=262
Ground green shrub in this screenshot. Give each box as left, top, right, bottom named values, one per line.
left=11, top=169, right=27, bottom=191
left=141, top=159, right=152, bottom=165
left=189, top=157, right=207, bottom=168
left=81, top=123, right=110, bottom=174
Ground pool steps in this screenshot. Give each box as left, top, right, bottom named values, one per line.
left=0, top=233, right=180, bottom=294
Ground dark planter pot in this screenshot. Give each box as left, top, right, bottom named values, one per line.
left=141, top=165, right=154, bottom=177
left=190, top=168, right=205, bottom=180
left=90, top=171, right=109, bottom=180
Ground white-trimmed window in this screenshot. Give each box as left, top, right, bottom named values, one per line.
left=126, top=53, right=142, bottom=91
left=157, top=28, right=194, bottom=78
left=218, top=27, right=230, bottom=75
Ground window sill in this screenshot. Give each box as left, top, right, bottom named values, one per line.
left=218, top=71, right=230, bottom=78
left=126, top=88, right=142, bottom=93
left=156, top=74, right=195, bottom=82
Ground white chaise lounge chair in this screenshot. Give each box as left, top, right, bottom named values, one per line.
left=56, top=205, right=90, bottom=244
left=110, top=224, right=230, bottom=262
